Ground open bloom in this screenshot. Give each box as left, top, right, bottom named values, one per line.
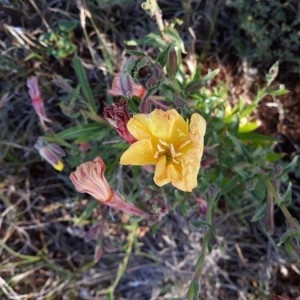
left=27, top=76, right=52, bottom=129
left=34, top=137, right=65, bottom=171
left=120, top=109, right=206, bottom=192
left=103, top=99, right=136, bottom=143
left=108, top=73, right=147, bottom=100
left=70, top=157, right=147, bottom=217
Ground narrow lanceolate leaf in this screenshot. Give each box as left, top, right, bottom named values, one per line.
left=266, top=61, right=279, bottom=86
left=72, top=54, right=97, bottom=113
left=156, top=42, right=175, bottom=67
left=57, top=123, right=105, bottom=141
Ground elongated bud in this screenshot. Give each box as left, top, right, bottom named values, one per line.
left=265, top=194, right=274, bottom=234
left=27, top=76, right=52, bottom=130
left=145, top=63, right=164, bottom=89
left=120, top=72, right=133, bottom=98
left=167, top=49, right=177, bottom=79
left=34, top=137, right=66, bottom=171
left=139, top=97, right=151, bottom=114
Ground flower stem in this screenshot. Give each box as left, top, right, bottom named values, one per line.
left=106, top=222, right=137, bottom=299
left=149, top=0, right=165, bottom=38
left=187, top=197, right=213, bottom=299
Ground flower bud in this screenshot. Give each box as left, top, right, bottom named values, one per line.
left=120, top=72, right=133, bottom=98
left=167, top=49, right=177, bottom=79
left=34, top=137, right=66, bottom=171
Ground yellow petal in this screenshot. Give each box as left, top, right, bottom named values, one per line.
left=189, top=113, right=206, bottom=146
left=128, top=109, right=183, bottom=142
left=127, top=117, right=152, bottom=140
left=169, top=110, right=189, bottom=142
left=153, top=156, right=170, bottom=186
left=177, top=147, right=202, bottom=192
left=120, top=139, right=157, bottom=165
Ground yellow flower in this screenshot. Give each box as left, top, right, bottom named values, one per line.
left=120, top=109, right=206, bottom=192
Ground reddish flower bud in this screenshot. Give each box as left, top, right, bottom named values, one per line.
left=103, top=99, right=136, bottom=144
left=27, top=76, right=52, bottom=129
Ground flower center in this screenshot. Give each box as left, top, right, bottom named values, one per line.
left=154, top=139, right=184, bottom=164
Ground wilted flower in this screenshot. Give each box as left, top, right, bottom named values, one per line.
left=120, top=109, right=206, bottom=192
left=108, top=73, right=147, bottom=100
left=27, top=76, right=52, bottom=129
left=70, top=157, right=147, bottom=217
left=34, top=137, right=66, bottom=171
left=103, top=99, right=136, bottom=143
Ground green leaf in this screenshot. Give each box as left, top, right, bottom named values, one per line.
left=226, top=132, right=251, bottom=160
left=252, top=180, right=267, bottom=202
left=156, top=42, right=175, bottom=67
left=239, top=103, right=257, bottom=118
left=185, top=80, right=204, bottom=93
left=125, top=49, right=147, bottom=57
left=268, top=88, right=289, bottom=96
left=57, top=122, right=105, bottom=141
left=265, top=84, right=289, bottom=96
left=72, top=54, right=97, bottom=113
left=75, top=200, right=98, bottom=225
left=164, top=27, right=186, bottom=53
left=279, top=227, right=300, bottom=259
left=251, top=203, right=266, bottom=222
left=238, top=121, right=259, bottom=133
left=221, top=174, right=241, bottom=194
left=266, top=61, right=279, bottom=86
left=279, top=182, right=292, bottom=206
left=201, top=69, right=220, bottom=84
left=139, top=32, right=167, bottom=48
left=265, top=152, right=284, bottom=162
left=278, top=156, right=298, bottom=178
left=237, top=132, right=277, bottom=144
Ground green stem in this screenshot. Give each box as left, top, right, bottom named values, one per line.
left=150, top=0, right=165, bottom=38
left=187, top=198, right=213, bottom=299
left=106, top=223, right=137, bottom=299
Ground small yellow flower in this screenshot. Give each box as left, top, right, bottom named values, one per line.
left=120, top=109, right=206, bottom=192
